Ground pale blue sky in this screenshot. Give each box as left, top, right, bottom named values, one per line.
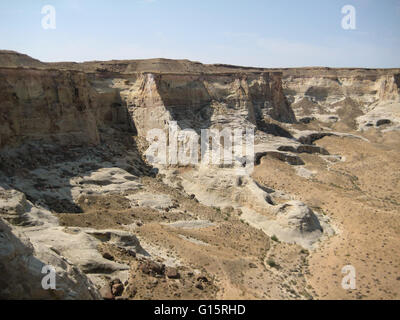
left=0, top=0, right=399, bottom=68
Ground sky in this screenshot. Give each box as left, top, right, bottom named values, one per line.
left=0, top=0, right=399, bottom=68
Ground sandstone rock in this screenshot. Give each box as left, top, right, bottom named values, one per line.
left=283, top=69, right=400, bottom=118
left=255, top=150, right=305, bottom=166
left=111, top=283, right=124, bottom=297
left=0, top=188, right=30, bottom=225
left=123, top=72, right=296, bottom=139
left=239, top=200, right=333, bottom=250
left=0, top=218, right=101, bottom=300
left=100, top=285, right=114, bottom=300
left=0, top=50, right=45, bottom=68
left=85, top=229, right=146, bottom=255
left=0, top=68, right=107, bottom=149
left=102, top=252, right=114, bottom=261
left=1, top=51, right=398, bottom=300
left=275, top=201, right=323, bottom=234
left=357, top=103, right=400, bottom=131
left=71, top=168, right=142, bottom=198
left=140, top=260, right=165, bottom=276
left=25, top=227, right=131, bottom=276
left=376, top=119, right=391, bottom=127
left=166, top=267, right=180, bottom=279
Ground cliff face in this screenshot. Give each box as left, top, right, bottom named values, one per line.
left=111, top=72, right=294, bottom=138
left=1, top=52, right=398, bottom=152
left=0, top=52, right=295, bottom=150
left=0, top=217, right=101, bottom=300
left=278, top=68, right=400, bottom=123
left=0, top=67, right=130, bottom=149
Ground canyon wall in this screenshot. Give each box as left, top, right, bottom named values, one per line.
left=0, top=67, right=130, bottom=149
left=280, top=68, right=400, bottom=106
left=112, top=72, right=295, bottom=138
left=0, top=50, right=399, bottom=151
left=0, top=51, right=295, bottom=150
left=278, top=68, right=400, bottom=127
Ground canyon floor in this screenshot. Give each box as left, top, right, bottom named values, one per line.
left=55, top=126, right=400, bottom=300
left=0, top=51, right=399, bottom=300
left=254, top=130, right=400, bottom=299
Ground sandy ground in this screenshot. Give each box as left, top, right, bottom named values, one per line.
left=252, top=130, right=400, bottom=300
left=54, top=126, right=400, bottom=300
left=59, top=174, right=317, bottom=299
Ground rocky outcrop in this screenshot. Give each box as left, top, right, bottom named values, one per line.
left=112, top=72, right=295, bottom=138
left=0, top=183, right=147, bottom=299
left=0, top=188, right=30, bottom=225
left=278, top=68, right=400, bottom=130
left=0, top=67, right=131, bottom=149
left=0, top=51, right=45, bottom=69
left=280, top=68, right=400, bottom=106
left=0, top=51, right=296, bottom=152
left=0, top=218, right=101, bottom=300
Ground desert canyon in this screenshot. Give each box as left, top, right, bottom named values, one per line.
left=0, top=50, right=399, bottom=300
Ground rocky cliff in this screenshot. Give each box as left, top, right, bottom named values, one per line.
left=0, top=67, right=133, bottom=149
left=0, top=51, right=296, bottom=150
left=116, top=72, right=295, bottom=138
left=278, top=68, right=400, bottom=129
left=1, top=51, right=398, bottom=151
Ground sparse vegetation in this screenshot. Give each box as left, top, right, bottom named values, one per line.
left=267, top=259, right=280, bottom=269
left=300, top=249, right=309, bottom=255
left=271, top=235, right=280, bottom=243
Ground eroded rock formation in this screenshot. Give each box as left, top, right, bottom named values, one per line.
left=0, top=51, right=399, bottom=300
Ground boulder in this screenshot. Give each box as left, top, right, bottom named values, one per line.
left=111, top=283, right=124, bottom=297
left=376, top=119, right=391, bottom=127
left=275, top=201, right=323, bottom=233
left=102, top=252, right=114, bottom=261
left=140, top=260, right=165, bottom=276
left=100, top=285, right=114, bottom=300
left=166, top=267, right=180, bottom=279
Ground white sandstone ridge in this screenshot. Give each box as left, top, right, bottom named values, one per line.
left=282, top=69, right=399, bottom=108
left=105, top=71, right=295, bottom=138
left=0, top=218, right=101, bottom=300
left=241, top=201, right=333, bottom=249
left=0, top=184, right=147, bottom=299
left=8, top=162, right=143, bottom=211
left=162, top=165, right=334, bottom=250
left=281, top=68, right=400, bottom=131
left=357, top=102, right=400, bottom=131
